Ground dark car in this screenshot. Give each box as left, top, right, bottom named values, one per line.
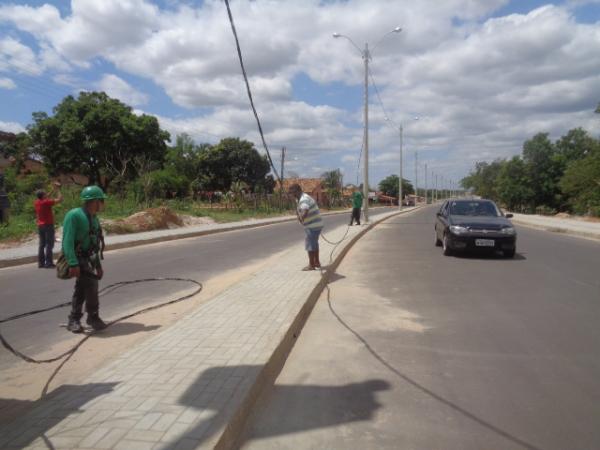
left=434, top=199, right=517, bottom=257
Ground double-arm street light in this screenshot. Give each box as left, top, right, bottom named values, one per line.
left=333, top=26, right=402, bottom=222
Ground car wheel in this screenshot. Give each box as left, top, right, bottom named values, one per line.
left=442, top=233, right=452, bottom=256
left=434, top=228, right=442, bottom=246
left=503, top=248, right=516, bottom=258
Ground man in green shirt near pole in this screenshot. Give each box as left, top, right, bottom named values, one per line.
left=349, top=186, right=363, bottom=226
left=63, top=186, right=108, bottom=333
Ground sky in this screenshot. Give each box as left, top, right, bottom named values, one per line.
left=1, top=0, right=600, bottom=189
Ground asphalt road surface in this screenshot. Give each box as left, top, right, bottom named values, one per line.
left=242, top=205, right=600, bottom=450
left=0, top=208, right=391, bottom=370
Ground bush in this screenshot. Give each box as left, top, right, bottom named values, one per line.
left=143, top=169, right=189, bottom=200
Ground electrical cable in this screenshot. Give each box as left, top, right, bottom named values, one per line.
left=223, top=0, right=281, bottom=184
left=0, top=277, right=203, bottom=365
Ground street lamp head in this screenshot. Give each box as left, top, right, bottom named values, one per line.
left=392, top=27, right=402, bottom=33
left=332, top=33, right=341, bottom=38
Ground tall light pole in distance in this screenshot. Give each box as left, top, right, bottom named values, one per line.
left=387, top=116, right=418, bottom=209
left=333, top=26, right=402, bottom=223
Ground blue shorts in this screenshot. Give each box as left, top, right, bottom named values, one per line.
left=304, top=228, right=322, bottom=251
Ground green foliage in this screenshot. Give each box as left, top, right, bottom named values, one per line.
left=460, top=160, right=503, bottom=200
left=378, top=174, right=414, bottom=198
left=559, top=147, right=600, bottom=215
left=165, top=134, right=210, bottom=185
left=462, top=128, right=600, bottom=216
left=143, top=169, right=189, bottom=200
left=198, top=137, right=271, bottom=192
left=28, top=91, right=170, bottom=191
left=321, top=169, right=343, bottom=207
left=495, top=156, right=534, bottom=212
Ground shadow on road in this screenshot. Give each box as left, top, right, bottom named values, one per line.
left=92, top=322, right=161, bottom=338
left=0, top=382, right=118, bottom=448
left=162, top=365, right=389, bottom=448
left=450, top=251, right=527, bottom=261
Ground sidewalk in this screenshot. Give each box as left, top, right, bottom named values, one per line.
left=0, top=207, right=412, bottom=450
left=509, top=212, right=600, bottom=241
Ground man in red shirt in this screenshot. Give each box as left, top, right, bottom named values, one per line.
left=34, top=182, right=63, bottom=268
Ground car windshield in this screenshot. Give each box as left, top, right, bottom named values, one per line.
left=449, top=201, right=500, bottom=217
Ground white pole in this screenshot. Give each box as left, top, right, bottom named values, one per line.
left=363, top=43, right=370, bottom=223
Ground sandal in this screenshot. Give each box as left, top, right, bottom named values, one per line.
left=302, top=265, right=315, bottom=271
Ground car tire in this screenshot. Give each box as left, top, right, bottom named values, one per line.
left=442, top=233, right=452, bottom=256
left=503, top=248, right=516, bottom=258
left=434, top=228, right=442, bottom=246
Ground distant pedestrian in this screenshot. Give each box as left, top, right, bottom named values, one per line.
left=349, top=187, right=363, bottom=226
left=34, top=182, right=63, bottom=268
left=288, top=183, right=323, bottom=271
left=63, top=185, right=108, bottom=333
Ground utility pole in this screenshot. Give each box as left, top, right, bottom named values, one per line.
left=280, top=147, right=286, bottom=183
left=414, top=151, right=418, bottom=204
left=424, top=163, right=428, bottom=204
left=399, top=125, right=403, bottom=208
left=280, top=147, right=286, bottom=209
left=435, top=174, right=438, bottom=201
left=362, top=42, right=370, bottom=223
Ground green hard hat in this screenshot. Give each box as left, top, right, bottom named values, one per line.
left=80, top=185, right=107, bottom=202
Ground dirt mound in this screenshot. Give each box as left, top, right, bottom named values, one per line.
left=103, top=207, right=185, bottom=234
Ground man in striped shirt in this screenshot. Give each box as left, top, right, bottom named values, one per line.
left=288, top=183, right=323, bottom=271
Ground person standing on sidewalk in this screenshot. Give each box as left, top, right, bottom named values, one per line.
left=34, top=182, right=63, bottom=268
left=63, top=185, right=108, bottom=333
left=349, top=187, right=363, bottom=226
left=288, top=183, right=323, bottom=271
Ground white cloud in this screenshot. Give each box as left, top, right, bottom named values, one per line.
left=96, top=74, right=149, bottom=106
left=0, top=120, right=25, bottom=133
left=1, top=0, right=599, bottom=183
left=0, top=77, right=16, bottom=89
left=0, top=37, right=42, bottom=76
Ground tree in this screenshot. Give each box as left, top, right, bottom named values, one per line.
left=28, top=92, right=170, bottom=191
left=560, top=145, right=600, bottom=215
left=197, top=137, right=271, bottom=191
left=165, top=134, right=210, bottom=184
left=555, top=128, right=598, bottom=164
left=522, top=133, right=562, bottom=209
left=378, top=174, right=414, bottom=198
left=495, top=156, right=534, bottom=212
left=460, top=160, right=504, bottom=200
left=321, top=169, right=343, bottom=207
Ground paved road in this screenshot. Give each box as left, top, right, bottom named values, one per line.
left=242, top=205, right=600, bottom=450
left=0, top=208, right=391, bottom=369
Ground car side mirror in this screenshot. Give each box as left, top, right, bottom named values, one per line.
left=505, top=213, right=513, bottom=218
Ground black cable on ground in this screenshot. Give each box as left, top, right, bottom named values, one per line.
left=0, top=277, right=203, bottom=365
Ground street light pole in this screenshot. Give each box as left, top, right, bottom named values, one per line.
left=414, top=151, right=418, bottom=204
left=363, top=42, right=370, bottom=222
left=399, top=124, right=403, bottom=208
left=333, top=27, right=401, bottom=223
left=424, top=163, right=428, bottom=204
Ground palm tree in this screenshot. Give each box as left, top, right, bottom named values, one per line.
left=321, top=169, right=343, bottom=208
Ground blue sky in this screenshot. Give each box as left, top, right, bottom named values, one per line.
left=1, top=0, right=599, bottom=189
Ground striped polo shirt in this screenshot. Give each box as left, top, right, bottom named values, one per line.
left=298, top=193, right=323, bottom=230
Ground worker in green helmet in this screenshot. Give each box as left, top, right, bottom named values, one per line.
left=62, top=185, right=108, bottom=333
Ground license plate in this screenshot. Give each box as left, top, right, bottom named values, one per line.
left=475, top=239, right=495, bottom=247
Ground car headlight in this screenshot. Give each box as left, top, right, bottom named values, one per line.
left=449, top=225, right=469, bottom=235
left=500, top=227, right=516, bottom=235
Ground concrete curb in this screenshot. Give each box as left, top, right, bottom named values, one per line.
left=216, top=207, right=418, bottom=449
left=511, top=219, right=600, bottom=242
left=0, top=208, right=384, bottom=269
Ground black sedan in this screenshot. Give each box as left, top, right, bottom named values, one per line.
left=434, top=199, right=517, bottom=257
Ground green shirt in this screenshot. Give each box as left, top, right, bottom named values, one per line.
left=352, top=191, right=364, bottom=209
left=62, top=207, right=102, bottom=267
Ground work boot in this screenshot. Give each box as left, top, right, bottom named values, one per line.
left=67, top=317, right=84, bottom=333
left=86, top=314, right=108, bottom=331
